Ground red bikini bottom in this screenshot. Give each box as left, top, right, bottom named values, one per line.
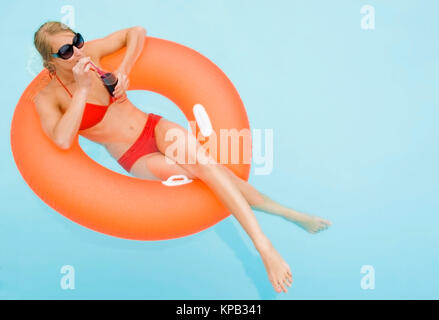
left=117, top=113, right=163, bottom=173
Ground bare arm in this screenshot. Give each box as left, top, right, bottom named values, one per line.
left=34, top=93, right=64, bottom=148
left=53, top=87, right=89, bottom=149
left=117, top=27, right=147, bottom=74
left=87, top=26, right=147, bottom=74
left=34, top=86, right=90, bottom=150
left=35, top=58, right=93, bottom=150
left=57, top=57, right=94, bottom=149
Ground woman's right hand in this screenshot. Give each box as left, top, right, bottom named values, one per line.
left=72, top=57, right=93, bottom=90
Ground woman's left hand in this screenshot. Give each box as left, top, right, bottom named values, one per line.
left=113, top=71, right=130, bottom=103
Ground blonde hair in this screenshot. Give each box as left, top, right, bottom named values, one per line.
left=34, top=21, right=75, bottom=76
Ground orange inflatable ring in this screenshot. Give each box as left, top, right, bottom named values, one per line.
left=10, top=36, right=251, bottom=241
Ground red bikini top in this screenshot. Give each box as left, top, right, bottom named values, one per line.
left=54, top=73, right=116, bottom=130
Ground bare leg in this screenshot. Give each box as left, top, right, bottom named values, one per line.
left=154, top=119, right=293, bottom=293
left=144, top=152, right=332, bottom=234
left=182, top=163, right=293, bottom=293
left=219, top=165, right=332, bottom=234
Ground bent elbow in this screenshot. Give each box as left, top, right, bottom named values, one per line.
left=57, top=142, right=70, bottom=150
left=134, top=26, right=147, bottom=35
left=59, top=143, right=71, bottom=150
left=55, top=137, right=71, bottom=150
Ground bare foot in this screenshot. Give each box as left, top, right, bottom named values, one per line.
left=257, top=242, right=293, bottom=293
left=282, top=210, right=332, bottom=234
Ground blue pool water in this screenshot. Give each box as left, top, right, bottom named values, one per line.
left=1, top=0, right=438, bottom=299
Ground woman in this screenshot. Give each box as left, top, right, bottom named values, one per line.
left=33, top=21, right=332, bottom=293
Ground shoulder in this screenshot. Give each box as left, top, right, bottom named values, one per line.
left=33, top=81, right=51, bottom=102
left=33, top=79, right=60, bottom=110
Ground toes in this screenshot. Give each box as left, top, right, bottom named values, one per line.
left=274, top=282, right=282, bottom=293
left=286, top=269, right=293, bottom=285
left=278, top=280, right=287, bottom=293
left=322, top=219, right=332, bottom=227
left=305, top=217, right=332, bottom=234
left=316, top=221, right=330, bottom=232
left=270, top=277, right=282, bottom=293
left=283, top=275, right=292, bottom=288
left=287, top=270, right=293, bottom=281
left=271, top=277, right=288, bottom=293
left=280, top=271, right=292, bottom=292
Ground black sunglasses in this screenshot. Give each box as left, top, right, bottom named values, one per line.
left=51, top=33, right=84, bottom=59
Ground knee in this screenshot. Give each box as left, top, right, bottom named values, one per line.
left=184, top=162, right=218, bottom=180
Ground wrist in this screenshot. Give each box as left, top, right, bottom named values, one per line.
left=75, top=86, right=90, bottom=95
left=116, top=65, right=129, bottom=75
